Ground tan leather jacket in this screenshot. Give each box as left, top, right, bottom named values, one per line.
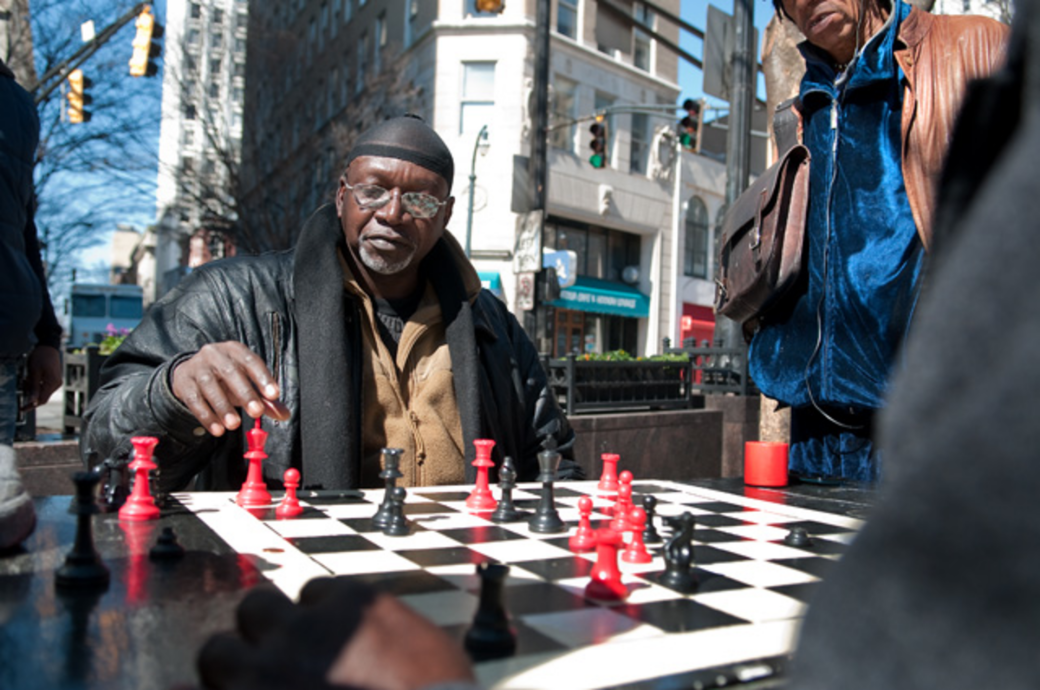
left=895, top=8, right=1008, bottom=250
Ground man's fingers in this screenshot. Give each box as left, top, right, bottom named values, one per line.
left=236, top=585, right=297, bottom=645
left=197, top=632, right=254, bottom=689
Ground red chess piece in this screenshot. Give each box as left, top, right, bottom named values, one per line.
left=568, top=496, right=597, bottom=552
left=621, top=507, right=653, bottom=564
left=237, top=418, right=272, bottom=508
left=584, top=528, right=628, bottom=601
left=275, top=468, right=304, bottom=519
left=119, top=436, right=161, bottom=521
left=610, top=474, right=634, bottom=532
left=465, top=438, right=498, bottom=512
left=597, top=453, right=620, bottom=493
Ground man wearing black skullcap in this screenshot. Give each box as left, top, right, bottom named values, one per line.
left=82, top=115, right=580, bottom=492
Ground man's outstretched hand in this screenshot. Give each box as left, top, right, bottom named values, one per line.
left=196, top=578, right=476, bottom=690
left=171, top=342, right=291, bottom=436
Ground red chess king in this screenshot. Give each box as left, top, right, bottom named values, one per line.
left=465, top=438, right=498, bottom=511
left=119, top=436, right=161, bottom=521
left=237, top=418, right=273, bottom=508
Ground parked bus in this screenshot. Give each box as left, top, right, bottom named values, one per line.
left=67, top=283, right=144, bottom=349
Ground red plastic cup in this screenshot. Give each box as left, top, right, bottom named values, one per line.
left=744, top=441, right=789, bottom=487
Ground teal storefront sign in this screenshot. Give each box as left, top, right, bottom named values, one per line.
left=550, top=276, right=650, bottom=318
left=478, top=272, right=503, bottom=298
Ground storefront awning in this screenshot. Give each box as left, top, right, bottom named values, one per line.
left=550, top=276, right=650, bottom=318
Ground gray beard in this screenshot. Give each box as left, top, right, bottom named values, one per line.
left=359, top=244, right=417, bottom=275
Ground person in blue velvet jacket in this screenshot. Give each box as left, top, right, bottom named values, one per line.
left=748, top=0, right=1007, bottom=483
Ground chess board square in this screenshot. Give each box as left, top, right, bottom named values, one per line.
left=690, top=544, right=750, bottom=566
left=324, top=502, right=385, bottom=520
left=508, top=555, right=596, bottom=581
left=629, top=483, right=676, bottom=495
left=427, top=562, right=543, bottom=590
left=715, top=524, right=793, bottom=542
left=548, top=487, right=586, bottom=498
left=470, top=538, right=574, bottom=564
left=400, top=589, right=478, bottom=626
left=816, top=531, right=859, bottom=545
left=710, top=539, right=812, bottom=562
left=690, top=513, right=756, bottom=528
left=496, top=580, right=594, bottom=616
left=772, top=556, right=841, bottom=578
left=692, top=588, right=806, bottom=623
left=679, top=501, right=754, bottom=514
left=261, top=505, right=327, bottom=520
left=441, top=618, right=569, bottom=657
left=734, top=510, right=801, bottom=526
left=403, top=502, right=461, bottom=516
left=770, top=582, right=820, bottom=604
left=700, top=560, right=819, bottom=588
left=414, top=491, right=472, bottom=501
left=789, top=536, right=851, bottom=556
left=343, top=568, right=458, bottom=595
left=639, top=567, right=747, bottom=595
left=312, top=549, right=420, bottom=575
left=363, top=530, right=465, bottom=551
left=615, top=597, right=750, bottom=633
left=300, top=490, right=368, bottom=504
left=266, top=517, right=356, bottom=538
left=397, top=545, right=493, bottom=568
left=410, top=511, right=498, bottom=530
left=692, top=528, right=747, bottom=544
left=438, top=525, right=530, bottom=544
left=783, top=520, right=857, bottom=536
left=288, top=534, right=381, bottom=554
left=523, top=607, right=664, bottom=648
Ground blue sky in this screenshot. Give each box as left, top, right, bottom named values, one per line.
left=677, top=0, right=776, bottom=108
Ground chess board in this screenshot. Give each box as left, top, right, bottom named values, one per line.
left=176, top=480, right=863, bottom=690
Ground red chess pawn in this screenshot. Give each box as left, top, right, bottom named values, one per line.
left=621, top=507, right=653, bottom=564
left=610, top=474, right=634, bottom=533
left=465, top=438, right=498, bottom=512
left=568, top=496, right=597, bottom=552
left=597, top=453, right=620, bottom=493
left=275, top=468, right=304, bottom=519
left=584, top=528, right=628, bottom=602
left=119, top=436, right=161, bottom=521
left=237, top=418, right=272, bottom=508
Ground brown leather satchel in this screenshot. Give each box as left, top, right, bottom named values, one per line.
left=714, top=139, right=810, bottom=330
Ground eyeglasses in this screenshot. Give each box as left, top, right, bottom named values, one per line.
left=343, top=182, right=448, bottom=219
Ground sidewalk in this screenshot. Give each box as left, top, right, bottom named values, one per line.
left=14, top=388, right=82, bottom=496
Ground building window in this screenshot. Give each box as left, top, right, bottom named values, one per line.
left=210, top=31, right=223, bottom=48
left=460, top=62, right=496, bottom=134
left=187, top=28, right=200, bottom=44
left=557, top=0, right=578, bottom=39
left=550, top=76, right=577, bottom=153
left=212, top=8, right=224, bottom=24
left=209, top=83, right=220, bottom=98
left=343, top=0, right=353, bottom=22
left=375, top=14, right=386, bottom=72
left=630, top=112, right=649, bottom=174
left=633, top=3, right=654, bottom=71
left=684, top=196, right=709, bottom=278
left=356, top=32, right=368, bottom=93
left=236, top=11, right=248, bottom=29
left=185, top=104, right=197, bottom=120
left=190, top=2, right=201, bottom=19
left=234, top=61, right=245, bottom=78
left=320, top=3, right=329, bottom=50
left=209, top=57, right=221, bottom=76
left=308, top=17, right=316, bottom=63
left=183, top=128, right=195, bottom=147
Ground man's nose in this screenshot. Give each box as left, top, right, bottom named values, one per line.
left=375, top=189, right=406, bottom=222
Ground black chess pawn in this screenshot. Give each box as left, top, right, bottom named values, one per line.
left=464, top=562, right=516, bottom=661
left=660, top=512, right=698, bottom=593
left=784, top=526, right=813, bottom=548
left=373, top=448, right=404, bottom=529
left=149, top=526, right=186, bottom=561
left=55, top=471, right=110, bottom=590
left=490, top=457, right=530, bottom=523
left=383, top=487, right=411, bottom=537
left=642, top=494, right=662, bottom=544
left=528, top=439, right=565, bottom=534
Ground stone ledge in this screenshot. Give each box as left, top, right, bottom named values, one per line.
left=13, top=438, right=82, bottom=497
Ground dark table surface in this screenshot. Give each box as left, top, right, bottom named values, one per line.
left=0, top=479, right=876, bottom=690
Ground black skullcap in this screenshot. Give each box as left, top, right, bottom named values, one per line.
left=346, top=114, right=455, bottom=191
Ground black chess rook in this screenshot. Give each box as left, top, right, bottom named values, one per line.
left=55, top=471, right=110, bottom=590
left=373, top=448, right=404, bottom=529
left=464, top=562, right=516, bottom=661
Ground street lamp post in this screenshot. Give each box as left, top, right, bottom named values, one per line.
left=465, top=124, right=490, bottom=258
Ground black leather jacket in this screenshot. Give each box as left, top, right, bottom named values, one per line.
left=81, top=205, right=579, bottom=491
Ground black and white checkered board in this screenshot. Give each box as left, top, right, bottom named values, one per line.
left=176, top=480, right=862, bottom=690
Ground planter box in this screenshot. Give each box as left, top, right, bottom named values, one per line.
left=64, top=346, right=108, bottom=435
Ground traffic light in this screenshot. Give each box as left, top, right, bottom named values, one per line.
left=129, top=5, right=163, bottom=77
left=475, top=0, right=505, bottom=12
left=66, top=69, right=92, bottom=124
left=678, top=98, right=702, bottom=152
left=589, top=117, right=607, bottom=169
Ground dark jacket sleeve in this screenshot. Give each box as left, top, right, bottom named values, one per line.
left=81, top=266, right=243, bottom=488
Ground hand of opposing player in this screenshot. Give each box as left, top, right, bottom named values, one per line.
left=171, top=342, right=291, bottom=437
left=196, top=578, right=476, bottom=690
left=20, top=344, right=62, bottom=411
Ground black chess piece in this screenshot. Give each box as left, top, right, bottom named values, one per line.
left=527, top=439, right=565, bottom=534
left=660, top=512, right=698, bottom=593
left=55, top=471, right=110, bottom=590
left=784, top=526, right=813, bottom=548
left=373, top=448, right=404, bottom=529
left=642, top=494, right=662, bottom=544
left=96, top=454, right=130, bottom=512
left=464, top=562, right=517, bottom=661
left=489, top=456, right=530, bottom=523
left=383, top=487, right=412, bottom=537
left=149, top=526, right=186, bottom=561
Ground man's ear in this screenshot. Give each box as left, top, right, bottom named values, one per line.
left=336, top=176, right=348, bottom=218
left=441, top=196, right=455, bottom=228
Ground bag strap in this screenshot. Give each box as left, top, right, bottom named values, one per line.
left=773, top=97, right=801, bottom=156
